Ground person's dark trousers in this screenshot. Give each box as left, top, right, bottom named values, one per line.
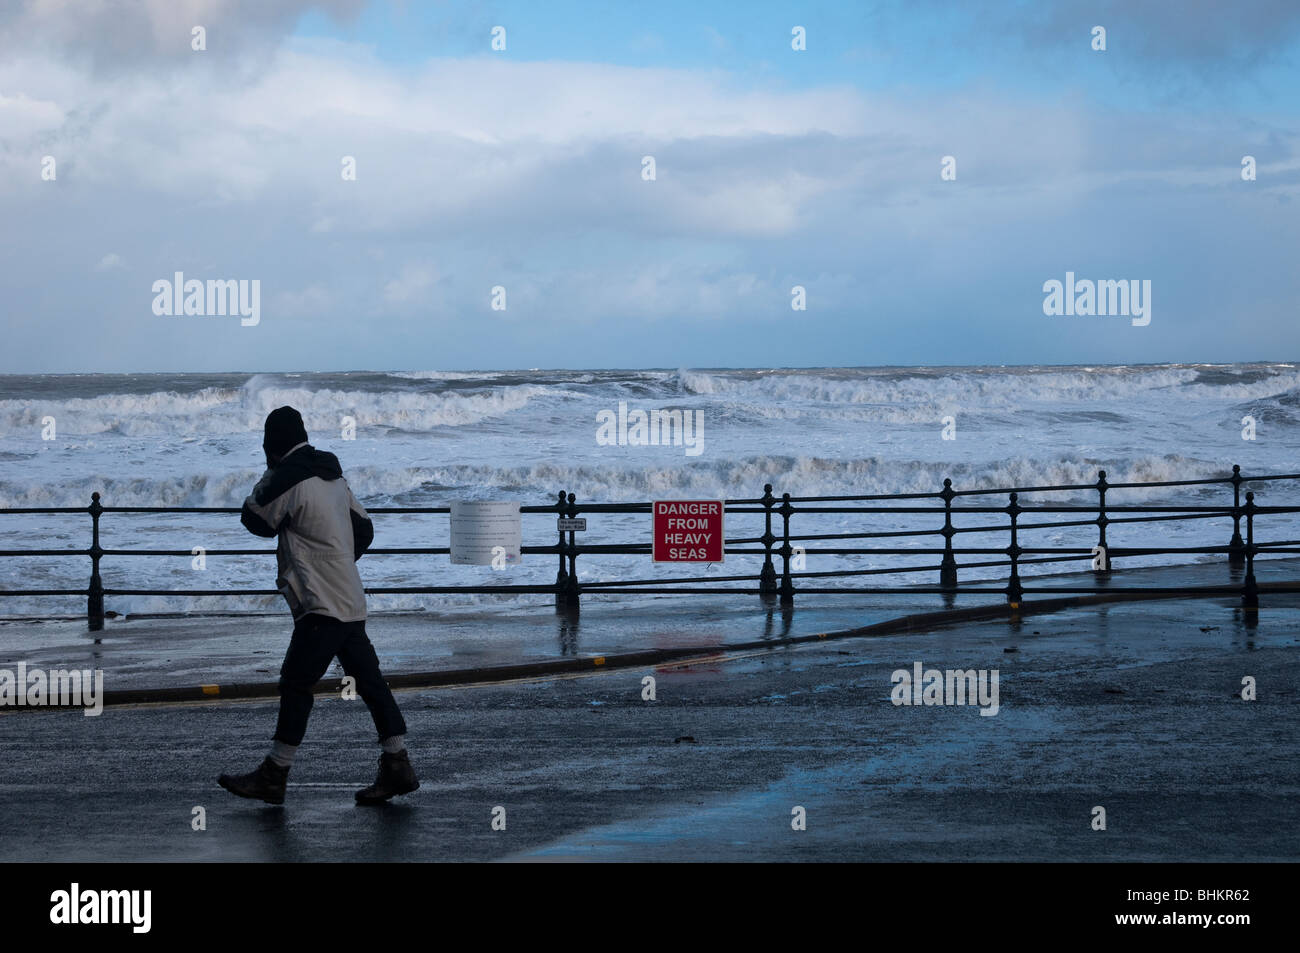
left=274, top=613, right=407, bottom=746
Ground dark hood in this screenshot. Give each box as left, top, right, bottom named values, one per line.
left=250, top=445, right=343, bottom=507
left=278, top=445, right=343, bottom=481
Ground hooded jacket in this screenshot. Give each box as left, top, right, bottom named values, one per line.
left=240, top=443, right=374, bottom=622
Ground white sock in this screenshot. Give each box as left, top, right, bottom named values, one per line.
left=268, top=740, right=297, bottom=767
left=380, top=735, right=406, bottom=755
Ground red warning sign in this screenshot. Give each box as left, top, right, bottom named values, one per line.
left=652, top=500, right=724, bottom=562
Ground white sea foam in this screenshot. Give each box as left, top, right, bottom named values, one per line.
left=0, top=363, right=1296, bottom=616
left=0, top=379, right=568, bottom=437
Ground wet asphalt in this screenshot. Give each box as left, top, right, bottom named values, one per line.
left=1, top=587, right=1296, bottom=861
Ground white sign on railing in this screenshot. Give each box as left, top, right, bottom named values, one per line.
left=450, top=501, right=522, bottom=566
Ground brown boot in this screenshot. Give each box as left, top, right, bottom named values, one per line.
left=218, top=757, right=289, bottom=805
left=355, top=750, right=419, bottom=805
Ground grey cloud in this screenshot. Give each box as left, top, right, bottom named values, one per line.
left=0, top=0, right=364, bottom=72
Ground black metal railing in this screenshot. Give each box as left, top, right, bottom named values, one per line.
left=2, top=465, right=1298, bottom=630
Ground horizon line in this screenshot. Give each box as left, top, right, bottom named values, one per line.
left=1, top=359, right=1296, bottom=378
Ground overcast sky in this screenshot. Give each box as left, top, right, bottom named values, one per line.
left=1, top=0, right=1298, bottom=373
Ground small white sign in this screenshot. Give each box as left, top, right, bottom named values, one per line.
left=450, top=500, right=522, bottom=566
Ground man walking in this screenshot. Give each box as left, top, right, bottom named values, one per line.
left=218, top=406, right=418, bottom=806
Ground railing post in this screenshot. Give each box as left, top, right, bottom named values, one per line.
left=554, top=490, right=570, bottom=611
left=778, top=492, right=795, bottom=607
left=87, top=491, right=104, bottom=631
left=563, top=492, right=580, bottom=610
left=1228, top=465, right=1246, bottom=567
left=759, top=483, right=778, bottom=597
left=939, top=478, right=957, bottom=590
left=1006, top=491, right=1023, bottom=610
left=1095, top=470, right=1111, bottom=575
left=1242, top=491, right=1258, bottom=611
